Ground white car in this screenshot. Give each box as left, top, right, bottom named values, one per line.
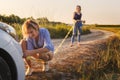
left=0, top=22, right=25, bottom=80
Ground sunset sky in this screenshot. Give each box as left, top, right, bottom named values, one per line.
left=0, top=0, right=120, bottom=24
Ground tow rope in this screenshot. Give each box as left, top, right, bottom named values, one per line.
left=54, top=27, right=73, bottom=54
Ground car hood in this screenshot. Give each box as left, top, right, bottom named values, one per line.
left=0, top=29, right=12, bottom=47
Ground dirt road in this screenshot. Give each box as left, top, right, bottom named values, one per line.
left=51, top=29, right=114, bottom=63
left=53, top=29, right=114, bottom=48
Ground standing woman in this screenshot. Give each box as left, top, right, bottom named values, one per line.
left=20, top=19, right=54, bottom=76
left=71, top=5, right=84, bottom=46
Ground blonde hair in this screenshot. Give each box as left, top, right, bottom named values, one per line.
left=22, top=19, right=39, bottom=38
left=76, top=5, right=81, bottom=9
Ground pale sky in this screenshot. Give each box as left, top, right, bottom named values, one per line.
left=0, top=0, right=120, bottom=24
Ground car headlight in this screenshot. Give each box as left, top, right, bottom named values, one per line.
left=0, top=22, right=18, bottom=41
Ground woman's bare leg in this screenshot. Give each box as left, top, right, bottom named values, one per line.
left=20, top=39, right=32, bottom=75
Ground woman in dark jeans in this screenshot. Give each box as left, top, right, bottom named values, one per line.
left=71, top=5, right=85, bottom=47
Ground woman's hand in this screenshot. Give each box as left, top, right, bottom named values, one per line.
left=73, top=20, right=77, bottom=23
left=23, top=49, right=39, bottom=57
left=23, top=53, right=27, bottom=58
left=22, top=48, right=49, bottom=58
left=24, top=50, right=33, bottom=56
left=22, top=50, right=33, bottom=58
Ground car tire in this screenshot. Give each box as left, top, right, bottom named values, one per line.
left=0, top=56, right=11, bottom=80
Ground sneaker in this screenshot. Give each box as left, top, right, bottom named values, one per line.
left=44, top=62, right=49, bottom=72
left=70, top=44, right=73, bottom=47
left=25, top=68, right=33, bottom=76
left=41, top=62, right=45, bottom=72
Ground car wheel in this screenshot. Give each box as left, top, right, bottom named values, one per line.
left=0, top=56, right=11, bottom=80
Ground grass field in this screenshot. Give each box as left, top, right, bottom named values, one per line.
left=93, top=25, right=120, bottom=38
left=79, top=36, right=120, bottom=80
left=77, top=25, right=120, bottom=80
left=94, top=27, right=120, bottom=33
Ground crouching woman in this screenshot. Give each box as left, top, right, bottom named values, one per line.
left=20, top=19, right=54, bottom=76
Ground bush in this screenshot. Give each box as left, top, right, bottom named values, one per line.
left=11, top=23, right=23, bottom=41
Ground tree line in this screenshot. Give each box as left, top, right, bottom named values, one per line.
left=0, top=14, right=65, bottom=25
